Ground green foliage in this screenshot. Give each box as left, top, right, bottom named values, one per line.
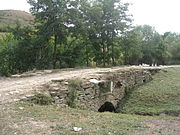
left=30, top=93, right=54, bottom=105
left=67, top=79, right=81, bottom=108
left=0, top=23, right=55, bottom=73
left=67, top=87, right=78, bottom=108
left=0, top=24, right=54, bottom=76
left=27, top=0, right=132, bottom=67
left=134, top=25, right=168, bottom=65
left=84, top=0, right=132, bottom=66
left=124, top=86, right=131, bottom=96
left=122, top=30, right=143, bottom=65
left=164, top=32, right=180, bottom=64
left=0, top=33, right=18, bottom=76
left=58, top=36, right=85, bottom=68
left=0, top=1, right=179, bottom=76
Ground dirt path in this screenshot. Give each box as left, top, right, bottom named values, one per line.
left=0, top=67, right=123, bottom=104
left=135, top=119, right=180, bottom=135
left=0, top=66, right=179, bottom=104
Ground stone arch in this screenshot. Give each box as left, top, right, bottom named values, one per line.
left=98, top=101, right=116, bottom=112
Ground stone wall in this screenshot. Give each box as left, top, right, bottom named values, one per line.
left=43, top=68, right=157, bottom=111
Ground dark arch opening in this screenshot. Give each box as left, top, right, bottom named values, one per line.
left=98, top=102, right=116, bottom=112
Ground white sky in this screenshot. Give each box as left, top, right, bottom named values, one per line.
left=0, top=0, right=30, bottom=12
left=0, top=0, right=180, bottom=34
left=123, top=0, right=180, bottom=34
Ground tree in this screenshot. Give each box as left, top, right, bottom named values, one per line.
left=79, top=0, right=132, bottom=66
left=134, top=25, right=168, bottom=65
left=122, top=29, right=142, bottom=65
left=0, top=34, right=18, bottom=76
left=164, top=32, right=180, bottom=64
left=28, top=0, right=73, bottom=68
left=101, top=0, right=132, bottom=66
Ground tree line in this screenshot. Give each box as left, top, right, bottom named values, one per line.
left=0, top=0, right=180, bottom=76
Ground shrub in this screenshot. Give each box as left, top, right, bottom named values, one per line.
left=30, top=93, right=54, bottom=105
left=0, top=34, right=18, bottom=76
left=67, top=87, right=78, bottom=108
left=66, top=79, right=81, bottom=108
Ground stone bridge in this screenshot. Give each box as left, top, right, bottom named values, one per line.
left=42, top=68, right=159, bottom=112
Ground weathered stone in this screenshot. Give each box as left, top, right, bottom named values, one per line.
left=44, top=70, right=52, bottom=73
left=50, top=91, right=57, bottom=96
left=39, top=68, right=157, bottom=111
left=52, top=87, right=60, bottom=91
left=51, top=78, right=64, bottom=82
left=81, top=82, right=94, bottom=89
left=89, top=79, right=101, bottom=84
left=62, top=81, right=69, bottom=85
left=11, top=74, right=21, bottom=78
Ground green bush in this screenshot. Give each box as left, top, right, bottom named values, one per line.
left=0, top=34, right=18, bottom=76
left=66, top=79, right=81, bottom=108
left=30, top=93, right=54, bottom=105
left=67, top=87, right=78, bottom=108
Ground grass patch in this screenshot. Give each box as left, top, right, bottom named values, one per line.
left=119, top=67, right=180, bottom=115
left=0, top=103, right=151, bottom=135
left=1, top=102, right=179, bottom=135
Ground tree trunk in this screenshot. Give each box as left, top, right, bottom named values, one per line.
left=85, top=43, right=89, bottom=67
left=102, top=41, right=106, bottom=67
left=53, top=35, right=58, bottom=69
left=111, top=42, right=115, bottom=66
left=124, top=49, right=128, bottom=65
left=111, top=31, right=115, bottom=66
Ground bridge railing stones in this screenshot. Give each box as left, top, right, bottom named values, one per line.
left=44, top=68, right=156, bottom=111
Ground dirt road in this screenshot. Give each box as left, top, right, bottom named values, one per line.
left=0, top=67, right=123, bottom=104
left=0, top=66, right=179, bottom=104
